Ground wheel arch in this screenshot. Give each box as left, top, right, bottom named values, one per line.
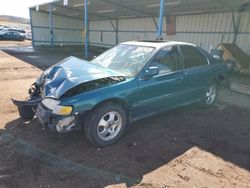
left=212, top=73, right=228, bottom=87
left=93, top=97, right=130, bottom=112
left=77, top=97, right=130, bottom=126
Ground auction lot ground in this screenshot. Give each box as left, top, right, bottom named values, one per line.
left=0, top=41, right=250, bottom=188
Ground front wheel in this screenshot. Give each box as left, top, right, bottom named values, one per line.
left=200, top=84, right=217, bottom=107
left=84, top=103, right=127, bottom=147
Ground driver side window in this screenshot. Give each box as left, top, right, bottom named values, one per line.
left=151, top=46, right=179, bottom=75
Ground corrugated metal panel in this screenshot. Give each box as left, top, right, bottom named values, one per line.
left=90, top=12, right=241, bottom=52
left=32, top=27, right=50, bottom=42
left=89, top=17, right=158, bottom=46
left=102, top=32, right=116, bottom=45
left=31, top=8, right=250, bottom=55
left=89, top=31, right=116, bottom=46
left=31, top=10, right=50, bottom=45
left=30, top=9, right=49, bottom=27
left=89, top=20, right=115, bottom=46
left=173, top=12, right=250, bottom=54
left=31, top=9, right=83, bottom=46
left=89, top=31, right=101, bottom=44
left=89, top=20, right=114, bottom=30
left=239, top=12, right=250, bottom=32
left=237, top=12, right=250, bottom=54
left=118, top=17, right=156, bottom=31
left=53, top=29, right=83, bottom=44
left=237, top=33, right=250, bottom=55
left=53, top=15, right=83, bottom=29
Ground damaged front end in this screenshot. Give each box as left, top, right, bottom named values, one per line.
left=12, top=56, right=126, bottom=134
left=12, top=82, right=79, bottom=133
left=11, top=56, right=84, bottom=133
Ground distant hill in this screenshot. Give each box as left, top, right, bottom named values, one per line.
left=0, top=15, right=30, bottom=24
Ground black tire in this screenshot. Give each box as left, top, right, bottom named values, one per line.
left=200, top=83, right=217, bottom=107
left=84, top=103, right=127, bottom=147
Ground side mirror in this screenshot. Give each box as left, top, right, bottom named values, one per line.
left=143, top=66, right=159, bottom=79
left=210, top=48, right=224, bottom=59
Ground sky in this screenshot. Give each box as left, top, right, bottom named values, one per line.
left=0, top=0, right=51, bottom=18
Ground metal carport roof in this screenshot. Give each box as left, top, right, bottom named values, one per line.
left=31, top=0, right=250, bottom=21
left=30, top=0, right=250, bottom=58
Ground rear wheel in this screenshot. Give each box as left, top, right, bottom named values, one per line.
left=84, top=103, right=127, bottom=147
left=200, top=84, right=217, bottom=107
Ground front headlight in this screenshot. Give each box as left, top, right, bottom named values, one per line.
left=42, top=98, right=60, bottom=110
left=41, top=98, right=73, bottom=116
left=53, top=105, right=73, bottom=116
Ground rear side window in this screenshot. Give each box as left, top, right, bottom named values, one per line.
left=180, top=45, right=208, bottom=68
left=151, top=46, right=179, bottom=75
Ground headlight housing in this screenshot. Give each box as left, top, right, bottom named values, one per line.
left=41, top=98, right=73, bottom=116
left=42, top=98, right=60, bottom=110
left=52, top=105, right=73, bottom=116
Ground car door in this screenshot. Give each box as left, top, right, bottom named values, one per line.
left=179, top=45, right=211, bottom=102
left=133, top=46, right=186, bottom=119
left=12, top=32, right=20, bottom=40
left=5, top=32, right=12, bottom=39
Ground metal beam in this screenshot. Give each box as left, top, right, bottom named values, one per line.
left=116, top=19, right=118, bottom=45
left=49, top=4, right=54, bottom=48
left=232, top=11, right=241, bottom=44
left=29, top=8, right=35, bottom=47
left=157, top=0, right=165, bottom=40
left=84, top=0, right=89, bottom=59
left=109, top=20, right=117, bottom=32
left=109, top=20, right=119, bottom=44
left=152, top=17, right=158, bottom=31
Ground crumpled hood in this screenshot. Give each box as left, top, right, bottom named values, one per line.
left=37, top=56, right=124, bottom=99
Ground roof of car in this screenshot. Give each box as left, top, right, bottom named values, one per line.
left=121, top=40, right=196, bottom=49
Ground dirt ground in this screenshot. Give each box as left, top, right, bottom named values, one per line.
left=0, top=43, right=250, bottom=188
left=0, top=40, right=31, bottom=47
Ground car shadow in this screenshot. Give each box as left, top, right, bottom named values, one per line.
left=1, top=104, right=250, bottom=187
left=2, top=46, right=106, bottom=71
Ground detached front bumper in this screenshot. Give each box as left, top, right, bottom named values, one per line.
left=13, top=98, right=81, bottom=133
left=12, top=97, right=42, bottom=120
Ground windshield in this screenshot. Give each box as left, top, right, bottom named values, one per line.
left=0, top=29, right=8, bottom=35
left=90, top=44, right=155, bottom=77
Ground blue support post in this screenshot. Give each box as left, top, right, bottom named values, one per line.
left=84, top=0, right=89, bottom=59
left=157, top=0, right=165, bottom=40
left=49, top=4, right=54, bottom=48
left=29, top=8, right=35, bottom=47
